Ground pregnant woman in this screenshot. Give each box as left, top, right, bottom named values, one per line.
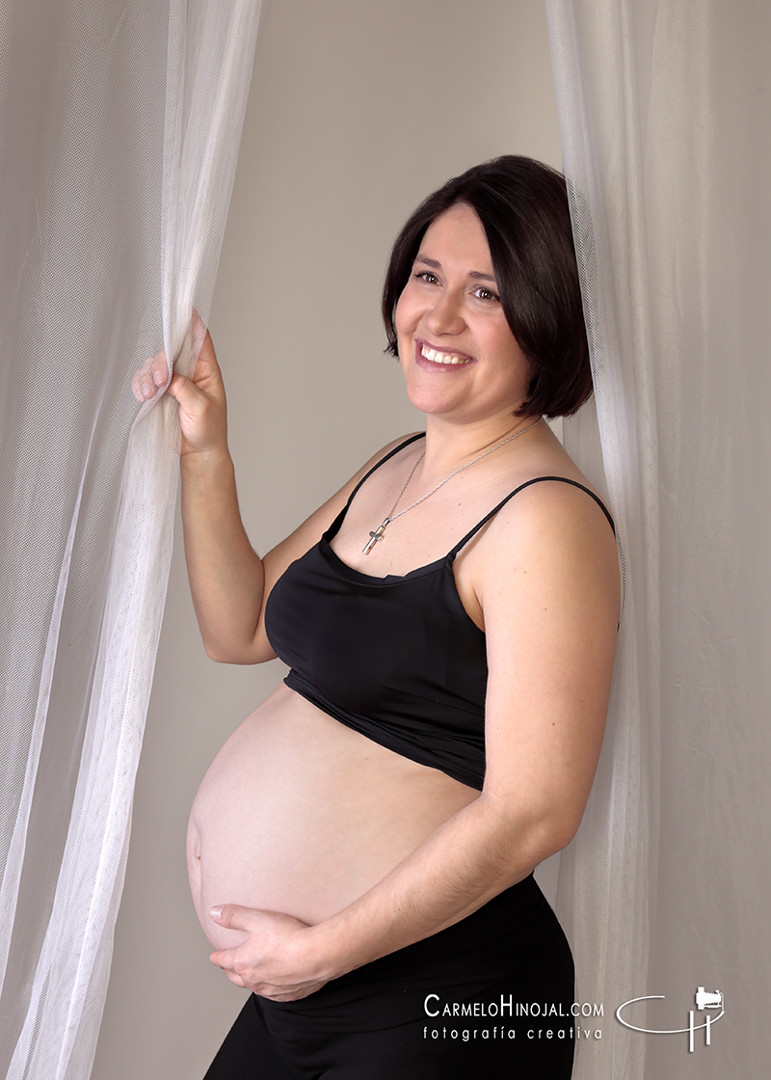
left=141, top=156, right=620, bottom=1077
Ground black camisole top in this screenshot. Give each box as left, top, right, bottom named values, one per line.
left=264, top=433, right=615, bottom=791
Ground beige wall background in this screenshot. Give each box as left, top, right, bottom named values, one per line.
left=93, top=2, right=562, bottom=1076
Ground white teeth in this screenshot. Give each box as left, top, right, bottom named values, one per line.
left=421, top=344, right=470, bottom=366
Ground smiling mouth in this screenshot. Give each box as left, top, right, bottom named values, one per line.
left=420, top=343, right=474, bottom=366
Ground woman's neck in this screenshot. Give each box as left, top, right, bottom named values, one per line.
left=419, top=411, right=546, bottom=480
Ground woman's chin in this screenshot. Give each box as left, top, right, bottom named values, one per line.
left=402, top=376, right=468, bottom=417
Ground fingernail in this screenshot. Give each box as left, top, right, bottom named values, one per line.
left=210, top=906, right=222, bottom=921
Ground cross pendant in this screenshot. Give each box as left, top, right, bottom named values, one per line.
left=363, top=519, right=389, bottom=555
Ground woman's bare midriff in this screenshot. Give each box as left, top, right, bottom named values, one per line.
left=187, top=682, right=478, bottom=950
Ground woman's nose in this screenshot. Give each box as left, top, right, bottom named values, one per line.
left=423, top=289, right=465, bottom=336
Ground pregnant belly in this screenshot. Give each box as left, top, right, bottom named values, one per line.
left=187, top=683, right=477, bottom=950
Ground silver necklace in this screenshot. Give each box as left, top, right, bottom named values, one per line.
left=362, top=415, right=544, bottom=555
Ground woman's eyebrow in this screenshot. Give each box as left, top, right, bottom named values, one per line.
left=414, top=254, right=497, bottom=284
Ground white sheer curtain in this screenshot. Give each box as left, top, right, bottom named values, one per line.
left=545, top=1, right=771, bottom=1077
left=0, top=2, right=261, bottom=1076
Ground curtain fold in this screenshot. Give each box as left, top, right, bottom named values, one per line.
left=545, top=1, right=771, bottom=1076
left=0, top=2, right=262, bottom=1076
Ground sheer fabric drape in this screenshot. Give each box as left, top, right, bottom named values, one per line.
left=545, top=1, right=771, bottom=1076
left=0, top=2, right=261, bottom=1076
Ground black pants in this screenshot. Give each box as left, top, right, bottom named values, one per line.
left=204, top=874, right=575, bottom=1078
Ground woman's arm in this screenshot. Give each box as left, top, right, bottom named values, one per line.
left=209, top=479, right=620, bottom=997
left=136, top=329, right=411, bottom=664
left=167, top=334, right=266, bottom=662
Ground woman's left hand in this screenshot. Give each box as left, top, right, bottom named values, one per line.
left=208, top=905, right=329, bottom=1001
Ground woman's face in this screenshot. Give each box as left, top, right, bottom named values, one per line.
left=394, top=202, right=533, bottom=426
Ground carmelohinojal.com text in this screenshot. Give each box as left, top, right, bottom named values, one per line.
left=422, top=994, right=604, bottom=1042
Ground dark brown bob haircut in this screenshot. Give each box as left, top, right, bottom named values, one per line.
left=382, top=155, right=591, bottom=418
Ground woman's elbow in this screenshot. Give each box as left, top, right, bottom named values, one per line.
left=201, top=634, right=273, bottom=665
left=484, top=793, right=584, bottom=871
left=536, top=813, right=582, bottom=861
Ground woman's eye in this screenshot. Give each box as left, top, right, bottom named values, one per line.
left=414, top=271, right=439, bottom=284
left=473, top=286, right=499, bottom=303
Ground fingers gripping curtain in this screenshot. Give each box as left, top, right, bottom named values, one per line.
left=545, top=1, right=771, bottom=1077
left=0, top=2, right=261, bottom=1076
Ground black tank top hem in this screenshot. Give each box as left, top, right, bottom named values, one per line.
left=284, top=668, right=485, bottom=790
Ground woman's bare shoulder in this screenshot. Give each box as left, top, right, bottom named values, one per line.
left=471, top=471, right=620, bottom=625
left=486, top=470, right=616, bottom=557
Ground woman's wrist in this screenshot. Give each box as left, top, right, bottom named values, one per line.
left=298, top=919, right=357, bottom=984
left=180, top=443, right=233, bottom=476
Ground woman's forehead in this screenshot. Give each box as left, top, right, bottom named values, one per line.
left=417, top=204, right=494, bottom=275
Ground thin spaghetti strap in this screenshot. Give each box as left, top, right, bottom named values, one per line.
left=346, top=432, right=426, bottom=505
left=324, top=432, right=426, bottom=540
left=448, top=476, right=615, bottom=559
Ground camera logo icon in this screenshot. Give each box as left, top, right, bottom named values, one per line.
left=694, top=987, right=722, bottom=1012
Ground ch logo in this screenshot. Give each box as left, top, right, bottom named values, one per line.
left=616, top=986, right=724, bottom=1053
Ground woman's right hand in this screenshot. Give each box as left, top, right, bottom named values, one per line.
left=166, top=329, right=228, bottom=459
left=133, top=320, right=228, bottom=460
